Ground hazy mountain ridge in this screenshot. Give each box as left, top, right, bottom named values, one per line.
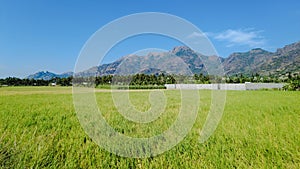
left=27, top=71, right=73, bottom=80
left=27, top=41, right=300, bottom=79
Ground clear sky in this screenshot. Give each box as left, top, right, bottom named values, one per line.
left=0, top=0, right=300, bottom=78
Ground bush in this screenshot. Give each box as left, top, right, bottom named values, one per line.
left=283, top=80, right=300, bottom=91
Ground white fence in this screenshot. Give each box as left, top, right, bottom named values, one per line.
left=165, top=83, right=285, bottom=90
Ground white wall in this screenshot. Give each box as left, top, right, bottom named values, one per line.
left=165, top=83, right=285, bottom=90
left=245, top=83, right=284, bottom=90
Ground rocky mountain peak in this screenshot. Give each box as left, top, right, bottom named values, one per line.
left=276, top=41, right=300, bottom=55
left=249, top=48, right=268, bottom=54
left=171, top=46, right=195, bottom=56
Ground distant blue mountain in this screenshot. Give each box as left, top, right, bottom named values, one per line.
left=27, top=71, right=73, bottom=80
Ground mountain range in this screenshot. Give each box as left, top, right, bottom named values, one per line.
left=27, top=41, right=300, bottom=80
left=27, top=71, right=73, bottom=80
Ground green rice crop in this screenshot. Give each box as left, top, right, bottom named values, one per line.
left=0, top=87, right=299, bottom=168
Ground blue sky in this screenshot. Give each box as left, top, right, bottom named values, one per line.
left=0, top=0, right=300, bottom=78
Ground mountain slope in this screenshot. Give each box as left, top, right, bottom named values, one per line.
left=27, top=41, right=300, bottom=79
left=79, top=46, right=223, bottom=76
left=259, top=41, right=300, bottom=75
left=87, top=41, right=299, bottom=76
left=223, top=41, right=300, bottom=75
left=223, top=48, right=274, bottom=75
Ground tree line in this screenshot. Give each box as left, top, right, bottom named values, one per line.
left=1, top=73, right=299, bottom=90
left=0, top=77, right=73, bottom=86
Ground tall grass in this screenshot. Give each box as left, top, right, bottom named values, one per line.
left=0, top=87, right=299, bottom=168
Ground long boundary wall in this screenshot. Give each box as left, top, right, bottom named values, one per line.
left=165, top=83, right=285, bottom=90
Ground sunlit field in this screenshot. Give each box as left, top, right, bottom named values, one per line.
left=0, top=87, right=299, bottom=168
